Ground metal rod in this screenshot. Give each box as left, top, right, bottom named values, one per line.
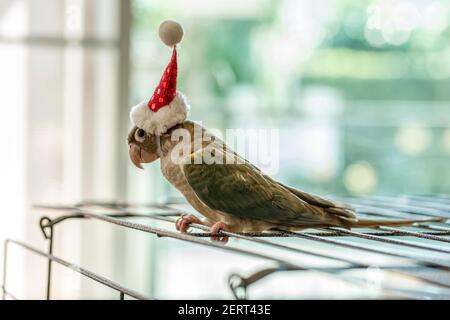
left=339, top=197, right=450, bottom=219
left=46, top=225, right=54, bottom=300
left=4, top=239, right=151, bottom=300
left=30, top=199, right=450, bottom=299
left=327, top=227, right=450, bottom=255
left=228, top=266, right=450, bottom=300
left=2, top=240, right=8, bottom=300
left=377, top=226, right=450, bottom=243
left=185, top=230, right=450, bottom=237
left=36, top=206, right=450, bottom=237
left=1, top=287, right=18, bottom=300
left=407, top=195, right=450, bottom=205
left=38, top=210, right=423, bottom=295
left=40, top=217, right=55, bottom=300
left=150, top=215, right=450, bottom=292
left=44, top=211, right=293, bottom=265
left=277, top=229, right=450, bottom=269
left=422, top=224, right=450, bottom=232
left=39, top=207, right=450, bottom=269
left=154, top=206, right=450, bottom=265
left=149, top=215, right=368, bottom=268
left=405, top=200, right=450, bottom=213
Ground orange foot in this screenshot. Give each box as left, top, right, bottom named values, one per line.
left=210, top=221, right=230, bottom=243
left=175, top=214, right=203, bottom=232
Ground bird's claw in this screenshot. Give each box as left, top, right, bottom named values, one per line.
left=176, top=214, right=203, bottom=232
left=210, top=221, right=230, bottom=243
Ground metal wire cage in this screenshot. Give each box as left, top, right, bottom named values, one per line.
left=2, top=194, right=450, bottom=300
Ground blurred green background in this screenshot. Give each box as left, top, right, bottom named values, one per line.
left=131, top=0, right=450, bottom=198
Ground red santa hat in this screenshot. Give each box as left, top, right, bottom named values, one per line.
left=130, top=20, right=189, bottom=135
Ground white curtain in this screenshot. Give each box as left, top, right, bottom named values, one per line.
left=0, top=0, right=157, bottom=299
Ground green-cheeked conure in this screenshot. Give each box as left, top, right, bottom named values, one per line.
left=128, top=21, right=434, bottom=242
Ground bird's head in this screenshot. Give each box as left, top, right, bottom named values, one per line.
left=127, top=20, right=189, bottom=169
left=127, top=126, right=160, bottom=169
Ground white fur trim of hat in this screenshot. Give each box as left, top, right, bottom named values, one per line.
left=130, top=91, right=190, bottom=135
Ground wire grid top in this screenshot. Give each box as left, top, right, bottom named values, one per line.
left=33, top=194, right=450, bottom=299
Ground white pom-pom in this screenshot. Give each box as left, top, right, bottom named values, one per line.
left=159, top=20, right=183, bottom=47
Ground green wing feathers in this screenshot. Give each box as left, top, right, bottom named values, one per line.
left=182, top=158, right=357, bottom=228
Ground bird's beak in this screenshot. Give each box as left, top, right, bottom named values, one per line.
left=128, top=143, right=159, bottom=169
left=129, top=143, right=144, bottom=169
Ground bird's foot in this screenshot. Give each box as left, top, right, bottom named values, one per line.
left=175, top=214, right=203, bottom=232
left=210, top=221, right=230, bottom=243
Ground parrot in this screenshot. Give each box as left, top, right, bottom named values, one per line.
left=127, top=120, right=434, bottom=243
left=127, top=20, right=436, bottom=242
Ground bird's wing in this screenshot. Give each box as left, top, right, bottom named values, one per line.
left=181, top=148, right=351, bottom=228
left=277, top=183, right=356, bottom=220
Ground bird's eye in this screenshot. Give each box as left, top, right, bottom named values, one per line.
left=135, top=128, right=146, bottom=142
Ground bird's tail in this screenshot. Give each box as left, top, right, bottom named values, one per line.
left=344, top=217, right=443, bottom=228
left=279, top=184, right=446, bottom=229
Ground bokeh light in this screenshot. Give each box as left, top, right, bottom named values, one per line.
left=395, top=125, right=432, bottom=156
left=364, top=0, right=449, bottom=48
left=343, top=161, right=378, bottom=195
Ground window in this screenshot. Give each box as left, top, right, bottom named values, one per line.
left=0, top=0, right=134, bottom=299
